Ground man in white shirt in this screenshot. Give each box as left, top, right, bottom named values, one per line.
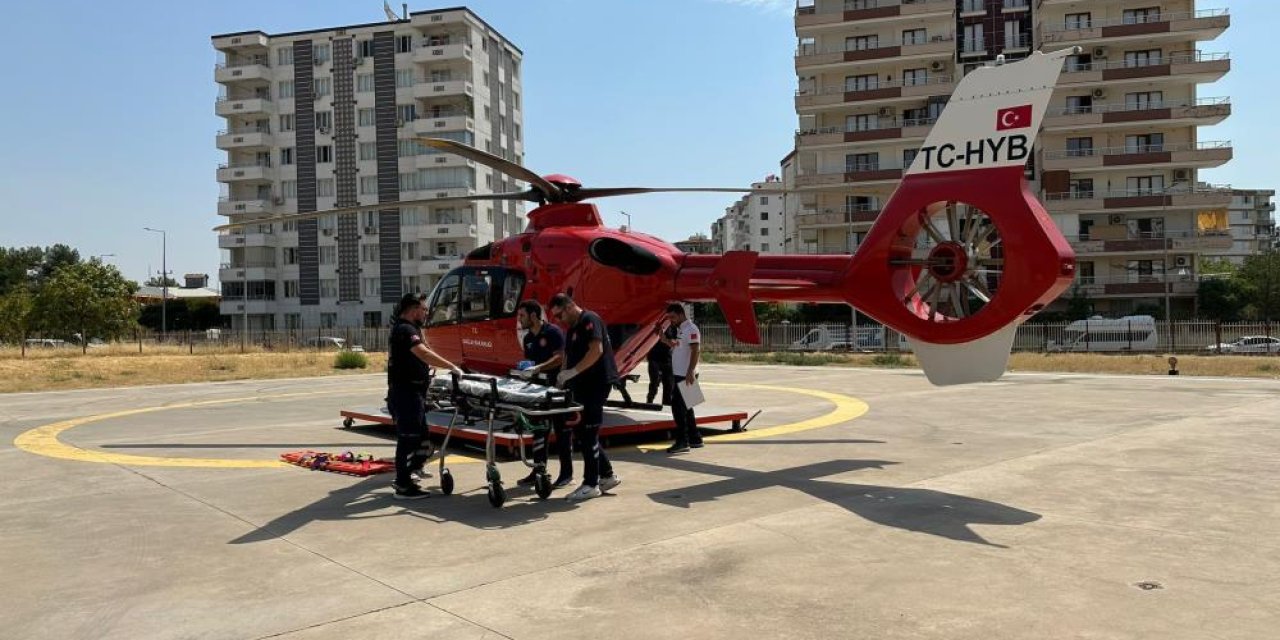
left=664, top=303, right=703, bottom=454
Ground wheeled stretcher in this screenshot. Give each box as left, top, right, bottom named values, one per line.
left=431, top=372, right=582, bottom=507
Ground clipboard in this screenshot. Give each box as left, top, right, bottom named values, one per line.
left=676, top=377, right=705, bottom=407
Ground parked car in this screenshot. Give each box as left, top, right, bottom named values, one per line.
left=304, top=336, right=364, bottom=352
left=24, top=338, right=68, bottom=349
left=1205, top=336, right=1280, bottom=354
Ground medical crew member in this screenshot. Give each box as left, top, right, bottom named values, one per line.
left=549, top=293, right=622, bottom=501
left=646, top=322, right=675, bottom=406
left=665, top=303, right=703, bottom=454
left=515, top=300, right=574, bottom=489
left=388, top=293, right=461, bottom=500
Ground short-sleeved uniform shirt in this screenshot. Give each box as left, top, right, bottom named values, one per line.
left=387, top=317, right=431, bottom=387
left=564, top=309, right=619, bottom=396
left=521, top=322, right=564, bottom=378
left=670, top=319, right=700, bottom=378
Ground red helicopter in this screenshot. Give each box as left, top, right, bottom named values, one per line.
left=217, top=49, right=1078, bottom=385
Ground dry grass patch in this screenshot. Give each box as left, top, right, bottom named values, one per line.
left=0, top=351, right=387, bottom=393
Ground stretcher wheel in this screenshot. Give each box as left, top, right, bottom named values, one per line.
left=487, top=483, right=506, bottom=508
left=342, top=417, right=354, bottom=428
left=534, top=473, right=552, bottom=500
left=440, top=469, right=454, bottom=495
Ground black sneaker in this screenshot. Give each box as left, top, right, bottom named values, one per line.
left=516, top=472, right=538, bottom=487
left=666, top=443, right=690, bottom=454
left=392, top=483, right=430, bottom=500
left=552, top=476, right=575, bottom=489
left=690, top=441, right=705, bottom=449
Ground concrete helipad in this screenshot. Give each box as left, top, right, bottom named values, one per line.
left=2, top=364, right=1278, bottom=639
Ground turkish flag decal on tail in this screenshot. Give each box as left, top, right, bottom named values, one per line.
left=996, top=104, right=1033, bottom=131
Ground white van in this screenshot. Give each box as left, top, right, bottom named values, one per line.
left=1050, top=315, right=1159, bottom=352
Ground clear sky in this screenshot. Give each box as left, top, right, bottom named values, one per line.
left=0, top=0, right=1269, bottom=287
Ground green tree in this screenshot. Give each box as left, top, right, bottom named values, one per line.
left=0, top=289, right=34, bottom=343
left=138, top=299, right=223, bottom=331
left=1064, top=286, right=1094, bottom=321
left=30, top=262, right=138, bottom=341
left=1238, top=251, right=1280, bottom=321
left=0, top=246, right=45, bottom=296
left=1197, top=276, right=1247, bottom=322
left=145, top=275, right=180, bottom=287
left=36, top=244, right=81, bottom=281
left=1199, top=257, right=1238, bottom=277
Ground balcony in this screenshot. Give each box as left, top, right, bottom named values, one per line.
left=217, top=231, right=276, bottom=249
left=1068, top=231, right=1233, bottom=256
left=411, top=114, right=473, bottom=134
left=795, top=35, right=954, bottom=70
left=217, top=197, right=275, bottom=216
left=1059, top=52, right=1230, bottom=87
left=1043, top=97, right=1231, bottom=131
left=217, top=162, right=274, bottom=183
left=795, top=163, right=904, bottom=188
left=412, top=41, right=472, bottom=64
left=214, top=61, right=271, bottom=84
left=421, top=223, right=478, bottom=239
left=215, top=96, right=274, bottom=117
left=796, top=75, right=955, bottom=110
left=412, top=79, right=473, bottom=100
left=1041, top=9, right=1229, bottom=46
left=417, top=254, right=464, bottom=275
left=1071, top=274, right=1201, bottom=298
left=797, top=116, right=936, bottom=147
left=1001, top=0, right=1030, bottom=12
left=795, top=206, right=881, bottom=227
left=219, top=299, right=275, bottom=315
left=795, top=0, right=952, bottom=29
left=216, top=128, right=274, bottom=150
left=218, top=265, right=278, bottom=283
left=213, top=32, right=268, bottom=51
left=1043, top=187, right=1233, bottom=213
left=1042, top=141, right=1232, bottom=172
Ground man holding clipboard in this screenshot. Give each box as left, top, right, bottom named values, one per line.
left=664, top=303, right=704, bottom=454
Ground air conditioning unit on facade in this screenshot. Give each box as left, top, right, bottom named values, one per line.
left=1109, top=214, right=1124, bottom=225
left=1174, top=255, right=1191, bottom=268
left=1092, top=47, right=1108, bottom=58
left=1092, top=88, right=1107, bottom=99
left=878, top=107, right=895, bottom=117
left=363, top=226, right=379, bottom=235
left=930, top=60, right=947, bottom=72
left=1173, top=169, right=1190, bottom=181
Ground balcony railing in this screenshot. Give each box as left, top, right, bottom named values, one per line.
left=1043, top=8, right=1229, bottom=33
left=796, top=74, right=954, bottom=96
left=814, top=162, right=905, bottom=174
left=216, top=126, right=272, bottom=136
left=796, top=0, right=952, bottom=16
left=1049, top=96, right=1229, bottom=116
left=796, top=34, right=955, bottom=57
left=1063, top=52, right=1229, bottom=73
left=1043, top=140, right=1231, bottom=160
left=1044, top=186, right=1233, bottom=201
left=797, top=116, right=938, bottom=136
left=1002, top=0, right=1030, bottom=9
left=218, top=160, right=274, bottom=169
left=216, top=95, right=273, bottom=103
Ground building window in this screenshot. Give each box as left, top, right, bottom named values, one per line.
left=396, top=35, right=413, bottom=53
left=396, top=103, right=417, bottom=123
left=320, top=312, right=337, bottom=328
left=1124, top=49, right=1163, bottom=68
left=313, top=43, right=330, bottom=63
left=1127, top=175, right=1165, bottom=195
left=317, top=178, right=335, bottom=198
left=903, top=68, right=927, bottom=86
left=278, top=80, right=295, bottom=99
left=1078, top=261, right=1095, bottom=284
left=284, top=313, right=302, bottom=330
left=359, top=40, right=376, bottom=57
left=760, top=196, right=769, bottom=205
left=1066, top=137, right=1094, bottom=157
left=364, top=311, right=383, bottom=328
left=316, top=145, right=333, bottom=163
left=845, top=74, right=878, bottom=92
left=401, top=242, right=418, bottom=260
left=846, top=35, right=879, bottom=51
left=314, top=77, right=331, bottom=97
left=283, top=280, right=299, bottom=298
left=314, top=111, right=332, bottom=131
left=319, top=246, right=337, bottom=265
left=358, top=108, right=375, bottom=126
left=281, top=180, right=297, bottom=198
left=277, top=47, right=293, bottom=66
left=902, top=28, right=926, bottom=46
left=279, top=114, right=295, bottom=132
left=1125, top=91, right=1164, bottom=110
left=760, top=243, right=770, bottom=252
left=1123, top=7, right=1161, bottom=25
left=282, top=248, right=298, bottom=265
left=1125, top=133, right=1164, bottom=154
left=320, top=281, right=338, bottom=299
left=963, top=24, right=984, bottom=53
left=362, top=278, right=380, bottom=297
left=283, top=220, right=297, bottom=232
left=360, top=176, right=379, bottom=194
left=904, top=148, right=919, bottom=166
left=361, top=244, right=380, bottom=263
left=395, top=68, right=414, bottom=88
left=359, top=142, right=377, bottom=161
left=357, top=74, right=375, bottom=92
left=760, top=227, right=769, bottom=236
left=1065, top=95, right=1093, bottom=114
left=1064, top=12, right=1091, bottom=29
left=846, top=152, right=879, bottom=172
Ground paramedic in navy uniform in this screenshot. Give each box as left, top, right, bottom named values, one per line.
left=388, top=293, right=461, bottom=500
left=514, top=299, right=574, bottom=489
left=548, top=293, right=622, bottom=501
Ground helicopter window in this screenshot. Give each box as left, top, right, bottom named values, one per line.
left=497, top=271, right=525, bottom=318
left=460, top=271, right=492, bottom=322
left=427, top=274, right=460, bottom=326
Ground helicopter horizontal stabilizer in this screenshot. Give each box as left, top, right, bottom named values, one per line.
left=709, top=251, right=760, bottom=343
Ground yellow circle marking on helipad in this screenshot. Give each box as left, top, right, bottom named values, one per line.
left=16, top=383, right=868, bottom=467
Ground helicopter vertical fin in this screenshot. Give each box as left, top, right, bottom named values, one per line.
left=710, top=251, right=760, bottom=343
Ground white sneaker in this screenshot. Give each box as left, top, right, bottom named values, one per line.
left=565, top=483, right=602, bottom=501
left=599, top=475, right=622, bottom=493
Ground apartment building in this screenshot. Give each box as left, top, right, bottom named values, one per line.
left=1200, top=189, right=1276, bottom=265
left=213, top=7, right=523, bottom=331
left=710, top=179, right=787, bottom=254
left=793, top=0, right=1232, bottom=318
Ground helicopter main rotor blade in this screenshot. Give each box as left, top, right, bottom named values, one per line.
left=211, top=192, right=534, bottom=232
left=570, top=187, right=774, bottom=200
left=416, top=137, right=562, bottom=202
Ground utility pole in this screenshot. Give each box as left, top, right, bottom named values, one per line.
left=144, top=228, right=168, bottom=335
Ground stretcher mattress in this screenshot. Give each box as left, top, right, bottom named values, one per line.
left=428, top=374, right=577, bottom=411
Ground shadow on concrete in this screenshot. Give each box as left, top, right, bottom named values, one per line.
left=637, top=455, right=1040, bottom=548
left=101, top=443, right=380, bottom=449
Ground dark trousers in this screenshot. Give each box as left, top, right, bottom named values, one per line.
left=671, top=375, right=701, bottom=446
left=573, top=385, right=614, bottom=487
left=531, top=416, right=574, bottom=480
left=387, top=385, right=430, bottom=486
left=647, top=359, right=672, bottom=405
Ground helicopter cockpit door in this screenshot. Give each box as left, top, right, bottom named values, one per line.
left=424, top=270, right=465, bottom=365
left=437, top=267, right=526, bottom=373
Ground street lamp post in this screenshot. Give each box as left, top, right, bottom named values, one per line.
left=143, top=228, right=168, bottom=335
left=618, top=210, right=632, bottom=233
